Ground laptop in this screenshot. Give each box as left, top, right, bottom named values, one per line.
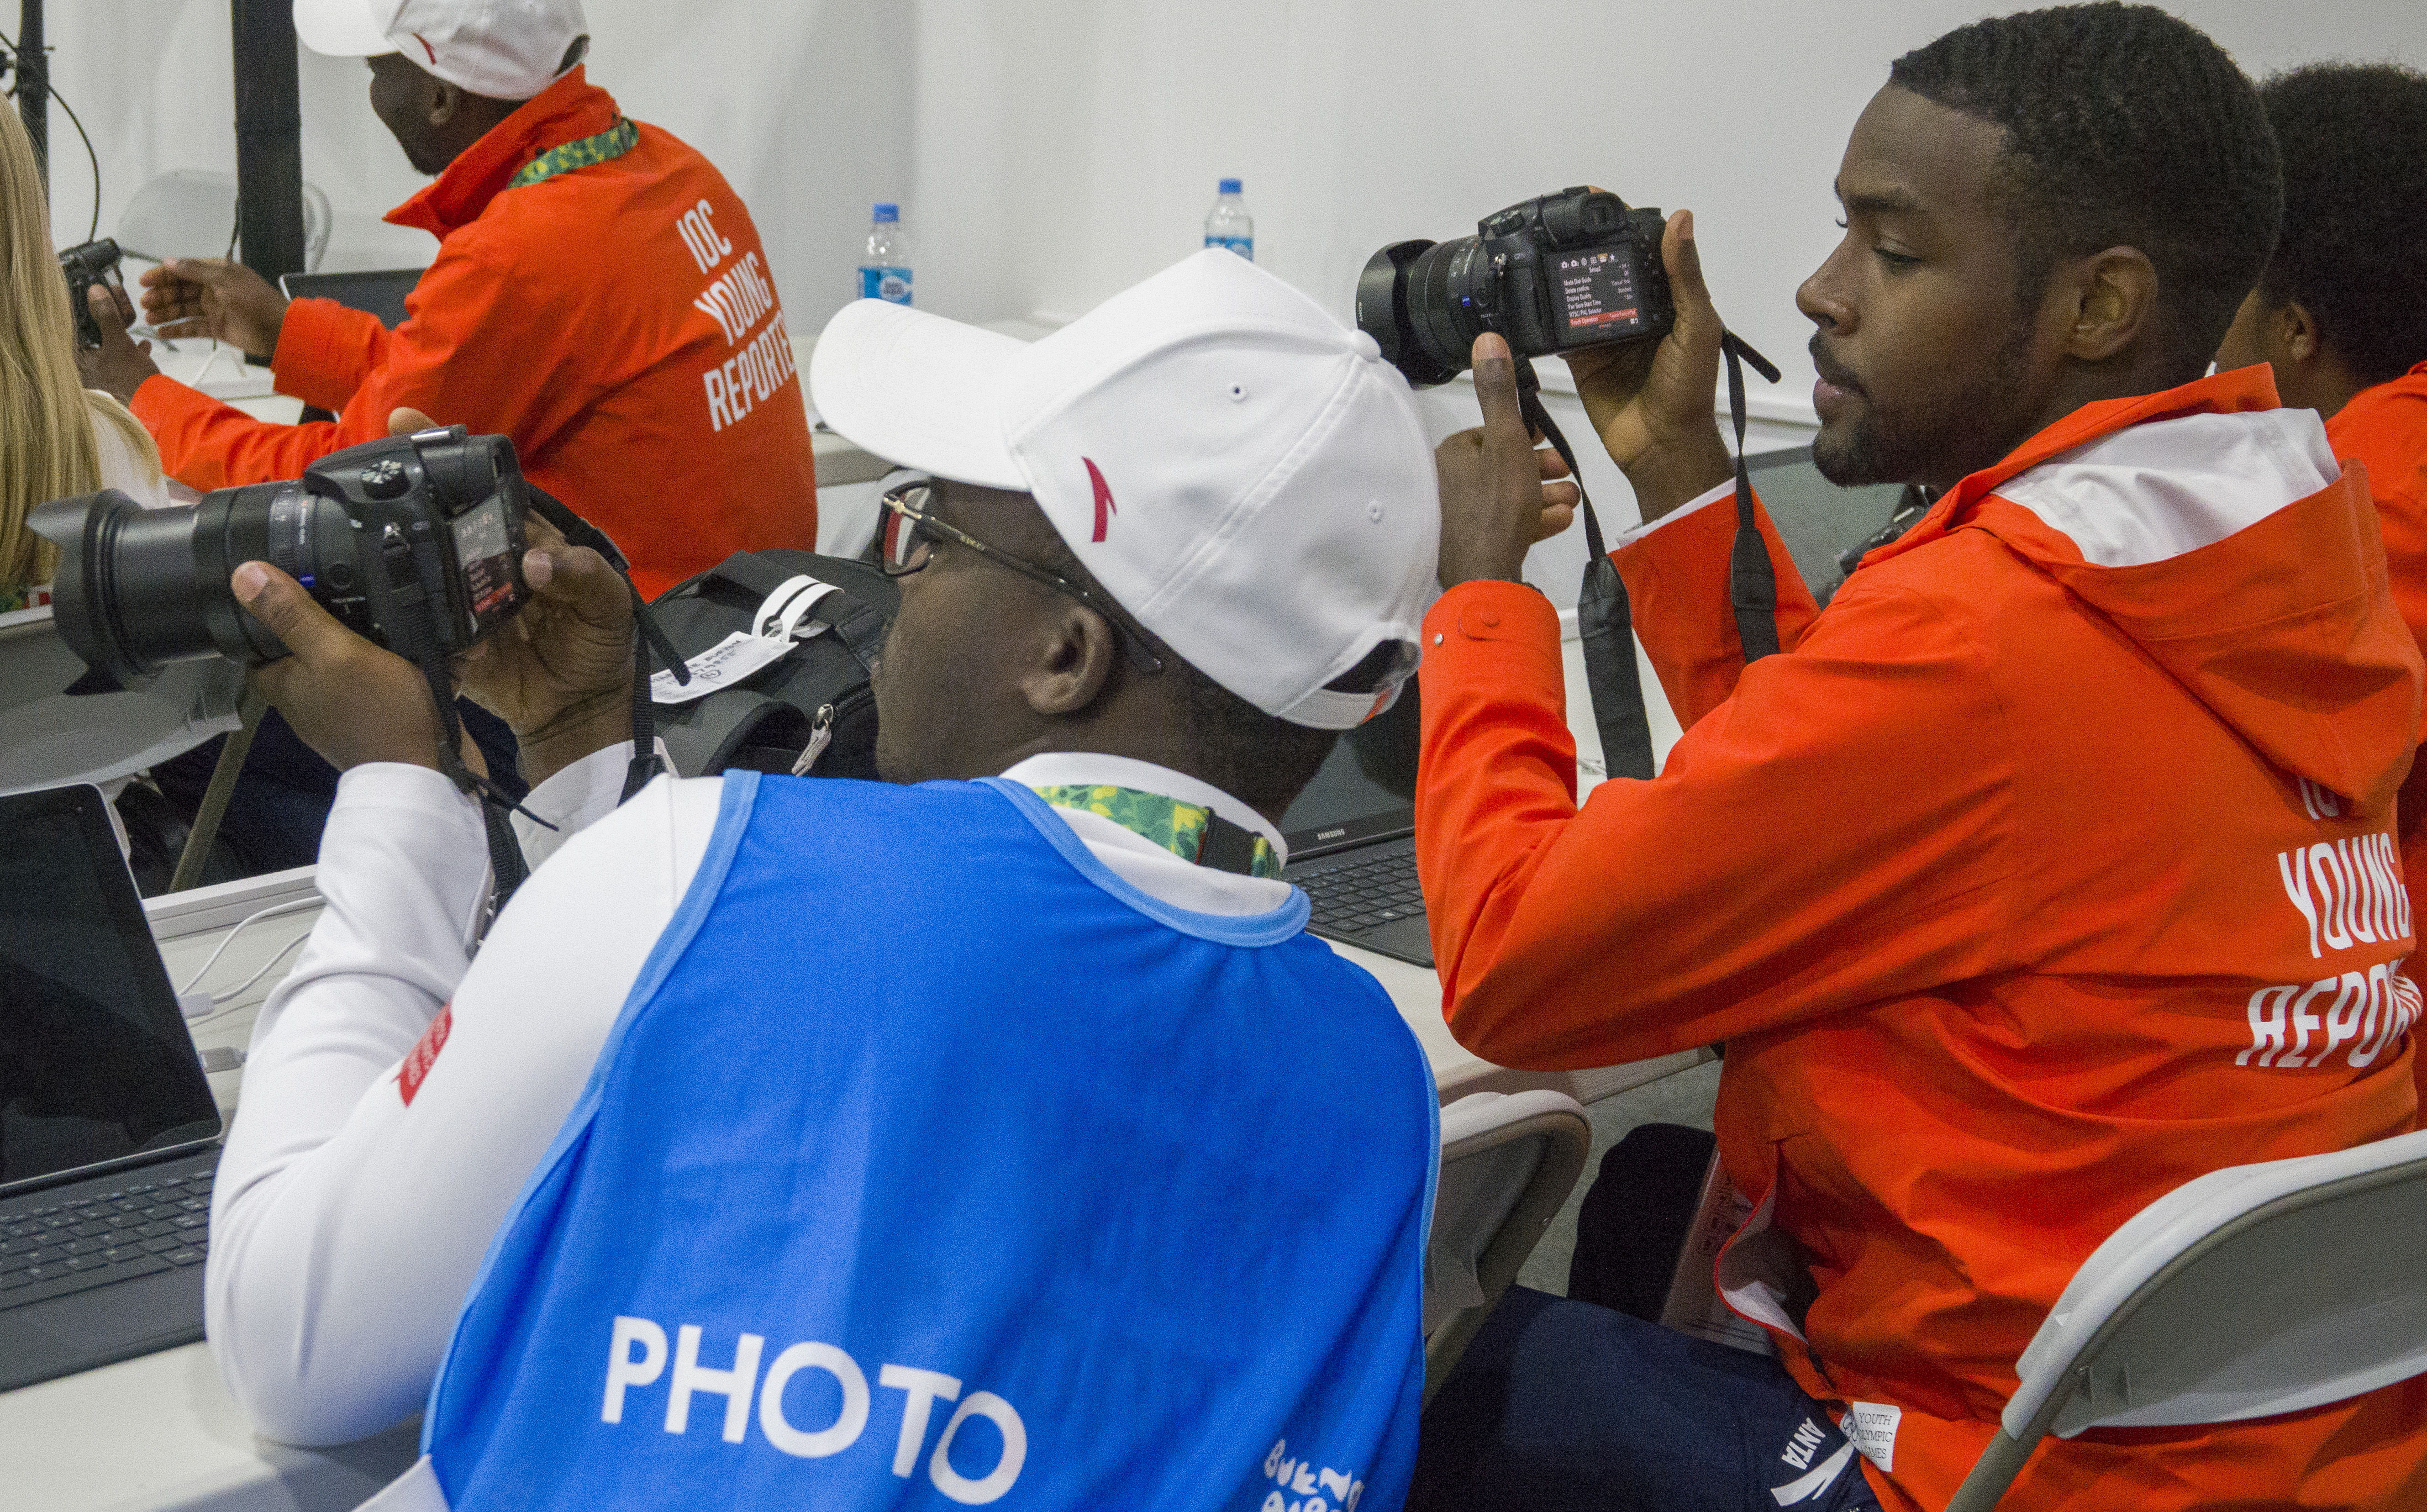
left=0, top=785, right=223, bottom=1393
left=278, top=267, right=425, bottom=332
left=1281, top=677, right=1432, bottom=969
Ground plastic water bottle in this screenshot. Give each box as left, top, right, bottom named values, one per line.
left=859, top=203, right=912, bottom=305
left=1204, top=179, right=1253, bottom=261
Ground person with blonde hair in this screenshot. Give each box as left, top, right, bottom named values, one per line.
left=0, top=95, right=165, bottom=613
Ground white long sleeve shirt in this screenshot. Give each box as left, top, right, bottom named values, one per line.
left=206, top=744, right=1293, bottom=1447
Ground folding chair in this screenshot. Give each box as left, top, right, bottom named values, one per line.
left=1422, top=1089, right=1591, bottom=1397
left=1947, top=1127, right=2427, bottom=1510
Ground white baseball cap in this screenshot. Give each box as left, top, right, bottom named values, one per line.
left=812, top=251, right=1438, bottom=730
left=293, top=0, right=588, bottom=101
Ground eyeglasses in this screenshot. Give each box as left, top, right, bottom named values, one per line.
left=878, top=479, right=1165, bottom=673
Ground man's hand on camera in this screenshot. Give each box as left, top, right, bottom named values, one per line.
left=75, top=284, right=160, bottom=404
left=1434, top=333, right=1583, bottom=589
left=234, top=563, right=447, bottom=774
left=139, top=258, right=288, bottom=361
left=1564, top=209, right=1734, bottom=524
left=376, top=406, right=634, bottom=787
left=454, top=514, right=635, bottom=787
left=451, top=529, right=631, bottom=791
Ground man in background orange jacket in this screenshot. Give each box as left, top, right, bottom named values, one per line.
left=1410, top=9, right=2424, bottom=1512
left=2216, top=62, right=2427, bottom=1104
left=79, top=0, right=815, bottom=599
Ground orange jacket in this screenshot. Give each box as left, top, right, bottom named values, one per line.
left=130, top=68, right=816, bottom=599
left=2330, top=360, right=2427, bottom=1106
left=1417, top=368, right=2427, bottom=1510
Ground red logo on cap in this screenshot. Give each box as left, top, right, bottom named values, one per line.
left=409, top=32, right=438, bottom=65
left=1083, top=458, right=1117, bottom=542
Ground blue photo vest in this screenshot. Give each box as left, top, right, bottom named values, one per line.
left=418, top=773, right=1437, bottom=1511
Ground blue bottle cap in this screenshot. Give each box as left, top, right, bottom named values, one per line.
left=1218, top=178, right=1242, bottom=195
left=873, top=202, right=900, bottom=222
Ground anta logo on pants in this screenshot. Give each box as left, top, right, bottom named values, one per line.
left=601, top=1315, right=1027, bottom=1504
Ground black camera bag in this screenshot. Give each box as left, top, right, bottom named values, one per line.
left=643, top=550, right=897, bottom=779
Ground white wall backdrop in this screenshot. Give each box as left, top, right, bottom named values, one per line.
left=30, top=1, right=2427, bottom=415
left=898, top=0, right=2427, bottom=420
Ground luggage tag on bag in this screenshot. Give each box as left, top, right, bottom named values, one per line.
left=653, top=577, right=847, bottom=706
left=650, top=632, right=794, bottom=705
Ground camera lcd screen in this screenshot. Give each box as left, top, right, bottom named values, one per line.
left=450, top=496, right=518, bottom=625
left=1551, top=247, right=1648, bottom=342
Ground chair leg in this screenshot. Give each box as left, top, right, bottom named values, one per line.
left=1944, top=1428, right=2038, bottom=1512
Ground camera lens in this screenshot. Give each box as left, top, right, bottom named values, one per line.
left=1406, top=237, right=1493, bottom=382
left=30, top=482, right=342, bottom=687
left=1356, top=236, right=1491, bottom=389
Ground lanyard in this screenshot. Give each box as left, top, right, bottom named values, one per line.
left=1028, top=784, right=1282, bottom=880
left=508, top=118, right=640, bottom=190
left=1515, top=331, right=1781, bottom=781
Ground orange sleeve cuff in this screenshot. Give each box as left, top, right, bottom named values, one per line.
left=1420, top=579, right=1567, bottom=703
left=271, top=297, right=385, bottom=412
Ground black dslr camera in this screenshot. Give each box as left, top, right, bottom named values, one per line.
left=1356, top=187, right=1673, bottom=387
left=32, top=426, right=529, bottom=690
left=58, top=238, right=126, bottom=349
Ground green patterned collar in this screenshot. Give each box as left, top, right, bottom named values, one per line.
left=1029, top=784, right=1283, bottom=880
left=508, top=117, right=639, bottom=190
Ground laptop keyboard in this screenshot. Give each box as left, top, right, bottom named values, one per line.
left=1295, top=849, right=1426, bottom=935
left=0, top=1168, right=212, bottom=1312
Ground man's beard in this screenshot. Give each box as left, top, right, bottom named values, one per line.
left=1812, top=348, right=2032, bottom=490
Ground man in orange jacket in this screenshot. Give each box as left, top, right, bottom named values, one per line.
left=79, top=0, right=815, bottom=599
left=2216, top=63, right=2427, bottom=1104
left=1411, top=8, right=2425, bottom=1512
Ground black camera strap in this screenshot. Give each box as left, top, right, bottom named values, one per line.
left=1720, top=330, right=1786, bottom=660
left=517, top=486, right=690, bottom=803
left=414, top=647, right=543, bottom=907
left=404, top=489, right=691, bottom=921
left=1511, top=332, right=1779, bottom=783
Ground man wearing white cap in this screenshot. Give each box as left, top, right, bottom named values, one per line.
left=80, top=0, right=817, bottom=600
left=202, top=250, right=1458, bottom=1511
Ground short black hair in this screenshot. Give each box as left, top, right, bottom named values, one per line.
left=1889, top=3, right=2282, bottom=374
left=2254, top=63, right=2427, bottom=387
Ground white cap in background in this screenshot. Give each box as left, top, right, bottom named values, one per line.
left=812, top=250, right=1438, bottom=731
left=293, top=0, right=589, bottom=101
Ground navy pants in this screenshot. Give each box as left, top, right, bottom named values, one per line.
left=1410, top=1288, right=1883, bottom=1512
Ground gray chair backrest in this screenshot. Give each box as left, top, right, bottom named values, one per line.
left=1947, top=1127, right=2427, bottom=1511
left=0, top=610, right=242, bottom=795
left=117, top=170, right=331, bottom=271
left=1423, top=1089, right=1590, bottom=1397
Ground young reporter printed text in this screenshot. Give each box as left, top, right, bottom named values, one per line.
left=1410, top=9, right=2426, bottom=1512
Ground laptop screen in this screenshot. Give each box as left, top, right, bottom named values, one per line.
left=1280, top=678, right=1420, bottom=859
left=0, top=787, right=221, bottom=1194
left=279, top=268, right=426, bottom=331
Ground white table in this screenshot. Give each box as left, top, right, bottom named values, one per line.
left=0, top=631, right=1704, bottom=1510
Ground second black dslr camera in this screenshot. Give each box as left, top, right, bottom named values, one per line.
left=32, top=426, right=529, bottom=690
left=1357, top=187, right=1673, bottom=387
left=58, top=238, right=126, bottom=350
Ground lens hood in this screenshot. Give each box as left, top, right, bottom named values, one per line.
left=30, top=491, right=146, bottom=690
left=1358, top=239, right=1464, bottom=390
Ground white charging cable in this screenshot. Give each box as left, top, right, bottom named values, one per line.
left=177, top=897, right=321, bottom=1019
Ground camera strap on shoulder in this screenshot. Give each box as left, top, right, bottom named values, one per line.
left=1513, top=331, right=1779, bottom=783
